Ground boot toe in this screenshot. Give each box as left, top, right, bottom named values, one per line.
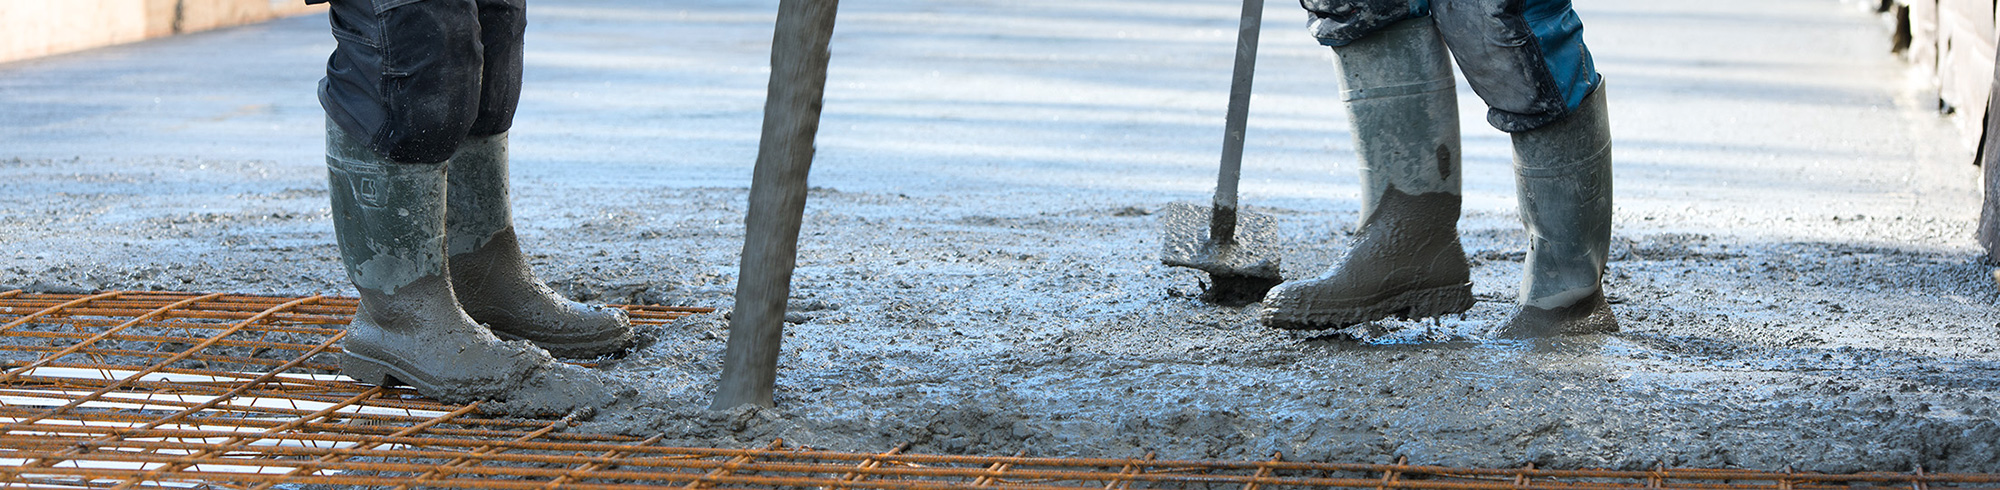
left=1259, top=277, right=1377, bottom=330
left=1260, top=276, right=1474, bottom=331
left=342, top=320, right=560, bottom=404
left=1260, top=280, right=1341, bottom=330
left=482, top=302, right=635, bottom=359
left=345, top=326, right=621, bottom=417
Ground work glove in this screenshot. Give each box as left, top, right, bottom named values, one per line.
left=1300, top=0, right=1429, bottom=46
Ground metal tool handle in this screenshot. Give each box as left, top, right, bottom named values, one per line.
left=1212, top=0, right=1263, bottom=245
left=713, top=0, right=839, bottom=410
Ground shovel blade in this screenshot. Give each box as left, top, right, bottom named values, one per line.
left=1158, top=201, right=1283, bottom=305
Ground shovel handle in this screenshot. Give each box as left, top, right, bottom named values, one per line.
left=1213, top=0, right=1263, bottom=243
left=712, top=0, right=839, bottom=410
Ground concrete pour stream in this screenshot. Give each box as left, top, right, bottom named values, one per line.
left=1, top=0, right=1997, bottom=473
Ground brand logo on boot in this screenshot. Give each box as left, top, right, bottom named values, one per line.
left=356, top=177, right=382, bottom=207
left=331, top=158, right=390, bottom=209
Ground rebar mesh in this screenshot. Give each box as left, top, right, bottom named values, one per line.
left=0, top=290, right=1993, bottom=490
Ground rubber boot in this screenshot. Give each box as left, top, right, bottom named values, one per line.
left=1492, top=85, right=1617, bottom=338
left=1261, top=18, right=1475, bottom=330
left=444, top=133, right=633, bottom=358
left=327, top=120, right=611, bottom=412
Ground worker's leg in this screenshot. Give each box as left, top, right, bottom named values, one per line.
left=466, top=0, right=524, bottom=139
left=443, top=0, right=634, bottom=359
left=1499, top=85, right=1613, bottom=337
left=318, top=0, right=607, bottom=404
left=1430, top=0, right=1598, bottom=131
left=1261, top=16, right=1475, bottom=330
left=320, top=0, right=485, bottom=164
left=447, top=135, right=635, bottom=358
left=1433, top=0, right=1615, bottom=336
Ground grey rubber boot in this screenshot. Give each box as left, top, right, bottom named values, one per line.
left=445, top=133, right=633, bottom=358
left=1492, top=85, right=1617, bottom=338
left=327, top=120, right=612, bottom=413
left=1261, top=18, right=1475, bottom=330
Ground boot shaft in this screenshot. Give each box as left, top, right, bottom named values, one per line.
left=446, top=132, right=514, bottom=256
left=1330, top=16, right=1462, bottom=228
left=1511, top=85, right=1613, bottom=308
left=325, top=119, right=451, bottom=296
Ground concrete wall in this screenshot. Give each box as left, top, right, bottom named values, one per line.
left=0, top=0, right=324, bottom=65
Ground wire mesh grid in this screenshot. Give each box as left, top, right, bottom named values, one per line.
left=0, top=289, right=1994, bottom=490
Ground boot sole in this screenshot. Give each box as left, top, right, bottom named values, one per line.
left=341, top=351, right=439, bottom=394
left=1263, top=282, right=1475, bottom=330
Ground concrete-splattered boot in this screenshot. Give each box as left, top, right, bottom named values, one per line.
left=1492, top=86, right=1617, bottom=338
left=327, top=120, right=611, bottom=412
left=1261, top=18, right=1475, bottom=330
left=445, top=133, right=633, bottom=358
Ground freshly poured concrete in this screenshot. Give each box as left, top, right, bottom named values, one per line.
left=2, top=0, right=1997, bottom=472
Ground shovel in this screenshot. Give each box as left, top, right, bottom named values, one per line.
left=712, top=0, right=839, bottom=409
left=1160, top=0, right=1281, bottom=307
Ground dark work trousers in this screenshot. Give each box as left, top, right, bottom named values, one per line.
left=1430, top=0, right=1600, bottom=133
left=318, top=0, right=526, bottom=164
left=1307, top=0, right=1602, bottom=133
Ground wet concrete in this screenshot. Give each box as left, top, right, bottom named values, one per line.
left=3, top=0, right=1998, bottom=473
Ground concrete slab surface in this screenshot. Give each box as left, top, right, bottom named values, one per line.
left=2, top=0, right=1997, bottom=472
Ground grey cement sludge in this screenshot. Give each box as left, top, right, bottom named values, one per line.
left=2, top=0, right=1999, bottom=474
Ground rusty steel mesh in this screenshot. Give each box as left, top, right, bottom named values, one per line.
left=0, top=290, right=1994, bottom=490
